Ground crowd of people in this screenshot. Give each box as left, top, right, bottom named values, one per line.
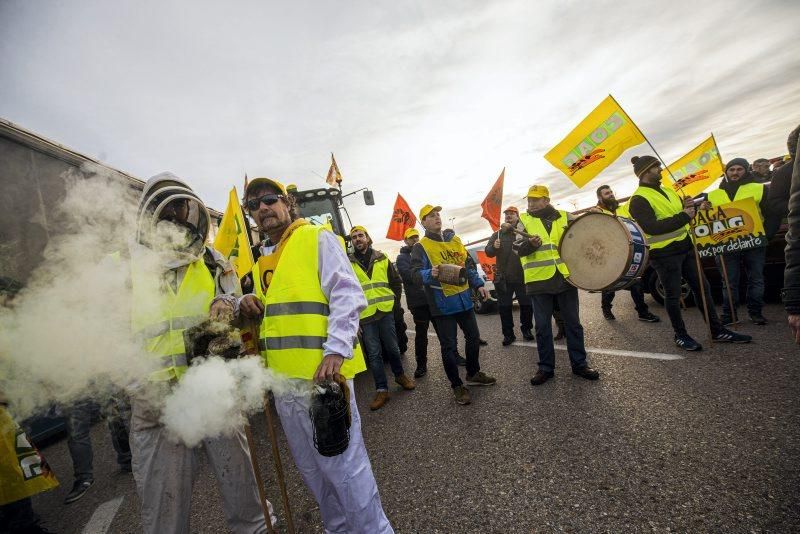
left=2, top=123, right=799, bottom=533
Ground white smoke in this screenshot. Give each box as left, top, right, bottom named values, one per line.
left=160, top=355, right=301, bottom=447
left=0, top=169, right=296, bottom=446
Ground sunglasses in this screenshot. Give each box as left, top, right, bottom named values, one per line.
left=246, top=194, right=284, bottom=211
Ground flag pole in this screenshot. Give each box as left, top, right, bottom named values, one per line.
left=709, top=133, right=739, bottom=329
left=609, top=94, right=714, bottom=343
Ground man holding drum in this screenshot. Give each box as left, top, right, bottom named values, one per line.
left=591, top=185, right=660, bottom=323
left=513, top=185, right=600, bottom=386
left=627, top=156, right=752, bottom=351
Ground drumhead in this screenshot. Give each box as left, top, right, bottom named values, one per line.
left=560, top=213, right=631, bottom=291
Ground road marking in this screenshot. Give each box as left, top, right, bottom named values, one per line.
left=82, top=496, right=124, bottom=534
left=513, top=341, right=683, bottom=360
left=407, top=332, right=683, bottom=360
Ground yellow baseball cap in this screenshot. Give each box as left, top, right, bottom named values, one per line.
left=419, top=204, right=442, bottom=220
left=527, top=185, right=550, bottom=198
left=350, top=225, right=368, bottom=236
left=403, top=228, right=420, bottom=239
left=245, top=177, right=288, bottom=197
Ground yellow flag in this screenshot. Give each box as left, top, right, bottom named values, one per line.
left=544, top=95, right=645, bottom=188
left=213, top=187, right=254, bottom=279
left=661, top=135, right=724, bottom=197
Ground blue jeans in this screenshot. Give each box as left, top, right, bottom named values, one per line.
left=66, top=396, right=132, bottom=481
left=361, top=314, right=406, bottom=391
left=432, top=309, right=481, bottom=388
left=715, top=247, right=766, bottom=320
left=531, top=286, right=588, bottom=373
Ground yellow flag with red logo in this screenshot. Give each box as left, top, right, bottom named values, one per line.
left=213, top=187, right=254, bottom=279
left=661, top=135, right=724, bottom=198
left=544, top=95, right=645, bottom=188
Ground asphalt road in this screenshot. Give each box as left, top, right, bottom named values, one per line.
left=29, top=294, right=800, bottom=533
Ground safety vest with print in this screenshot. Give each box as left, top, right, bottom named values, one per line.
left=519, top=211, right=571, bottom=283
left=131, top=258, right=215, bottom=382
left=707, top=183, right=765, bottom=222
left=419, top=236, right=470, bottom=297
left=350, top=255, right=395, bottom=320
left=252, top=225, right=366, bottom=379
left=630, top=186, right=690, bottom=251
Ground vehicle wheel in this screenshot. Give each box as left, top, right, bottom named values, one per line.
left=471, top=288, right=496, bottom=314
left=646, top=269, right=693, bottom=307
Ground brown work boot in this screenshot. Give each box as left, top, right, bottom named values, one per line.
left=453, top=385, right=471, bottom=405
left=395, top=374, right=416, bottom=390
left=369, top=391, right=390, bottom=411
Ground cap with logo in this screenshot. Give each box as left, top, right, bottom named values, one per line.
left=527, top=185, right=550, bottom=199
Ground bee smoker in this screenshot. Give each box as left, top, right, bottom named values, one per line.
left=437, top=263, right=467, bottom=285
left=309, top=379, right=351, bottom=457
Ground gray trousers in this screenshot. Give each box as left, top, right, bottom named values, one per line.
left=130, top=398, right=270, bottom=534
left=66, top=396, right=131, bottom=481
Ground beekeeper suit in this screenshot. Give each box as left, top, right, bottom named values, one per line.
left=129, top=172, right=272, bottom=534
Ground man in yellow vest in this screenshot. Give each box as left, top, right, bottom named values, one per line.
left=411, top=204, right=496, bottom=406
left=590, top=184, right=660, bottom=324
left=627, top=156, right=752, bottom=350
left=704, top=158, right=770, bottom=326
left=349, top=226, right=415, bottom=411
left=237, top=178, right=393, bottom=533
left=513, top=185, right=600, bottom=386
left=129, top=173, right=272, bottom=534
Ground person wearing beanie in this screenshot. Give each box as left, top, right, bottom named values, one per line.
left=704, top=157, right=771, bottom=325
left=411, top=204, right=497, bottom=405
left=627, top=156, right=752, bottom=350
left=349, top=226, right=415, bottom=410
left=485, top=206, right=535, bottom=345
left=513, top=185, right=600, bottom=386
left=590, top=185, right=660, bottom=324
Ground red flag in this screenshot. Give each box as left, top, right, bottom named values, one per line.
left=386, top=194, right=417, bottom=240
left=476, top=251, right=497, bottom=281
left=326, top=153, right=342, bottom=186
left=481, top=168, right=505, bottom=231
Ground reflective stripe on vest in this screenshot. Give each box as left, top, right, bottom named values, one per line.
left=351, top=256, right=395, bottom=320
left=252, top=225, right=366, bottom=379
left=519, top=211, right=570, bottom=283
left=131, top=258, right=215, bottom=382
left=630, top=186, right=690, bottom=250
left=707, top=183, right=765, bottom=222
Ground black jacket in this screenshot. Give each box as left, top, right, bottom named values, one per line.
left=784, top=142, right=800, bottom=314
left=349, top=247, right=403, bottom=324
left=512, top=206, right=572, bottom=295
left=766, top=158, right=794, bottom=237
left=484, top=225, right=524, bottom=284
left=396, top=245, right=427, bottom=308
left=628, top=182, right=693, bottom=259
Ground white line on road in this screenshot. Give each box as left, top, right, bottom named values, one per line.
left=82, top=496, right=124, bottom=534
left=407, top=332, right=683, bottom=360
left=512, top=341, right=684, bottom=361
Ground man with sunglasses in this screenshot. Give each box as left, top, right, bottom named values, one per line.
left=237, top=178, right=393, bottom=533
left=627, top=156, right=751, bottom=351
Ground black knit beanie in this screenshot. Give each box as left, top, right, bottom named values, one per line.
left=631, top=155, right=660, bottom=177
left=725, top=157, right=749, bottom=172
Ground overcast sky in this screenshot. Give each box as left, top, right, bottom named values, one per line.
left=2, top=0, right=798, bottom=253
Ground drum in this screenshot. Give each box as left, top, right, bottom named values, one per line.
left=559, top=212, right=648, bottom=292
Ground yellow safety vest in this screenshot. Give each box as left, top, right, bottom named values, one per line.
left=597, top=202, right=630, bottom=218
left=707, top=183, right=764, bottom=222
left=252, top=225, right=366, bottom=379
left=630, top=186, right=690, bottom=250
left=131, top=258, right=215, bottom=382
left=351, top=255, right=395, bottom=320
left=419, top=236, right=470, bottom=297
left=519, top=210, right=570, bottom=283
left=0, top=407, right=59, bottom=505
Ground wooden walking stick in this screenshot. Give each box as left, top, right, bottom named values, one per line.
left=244, top=422, right=277, bottom=534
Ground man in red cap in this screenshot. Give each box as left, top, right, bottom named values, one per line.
left=484, top=206, right=534, bottom=346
